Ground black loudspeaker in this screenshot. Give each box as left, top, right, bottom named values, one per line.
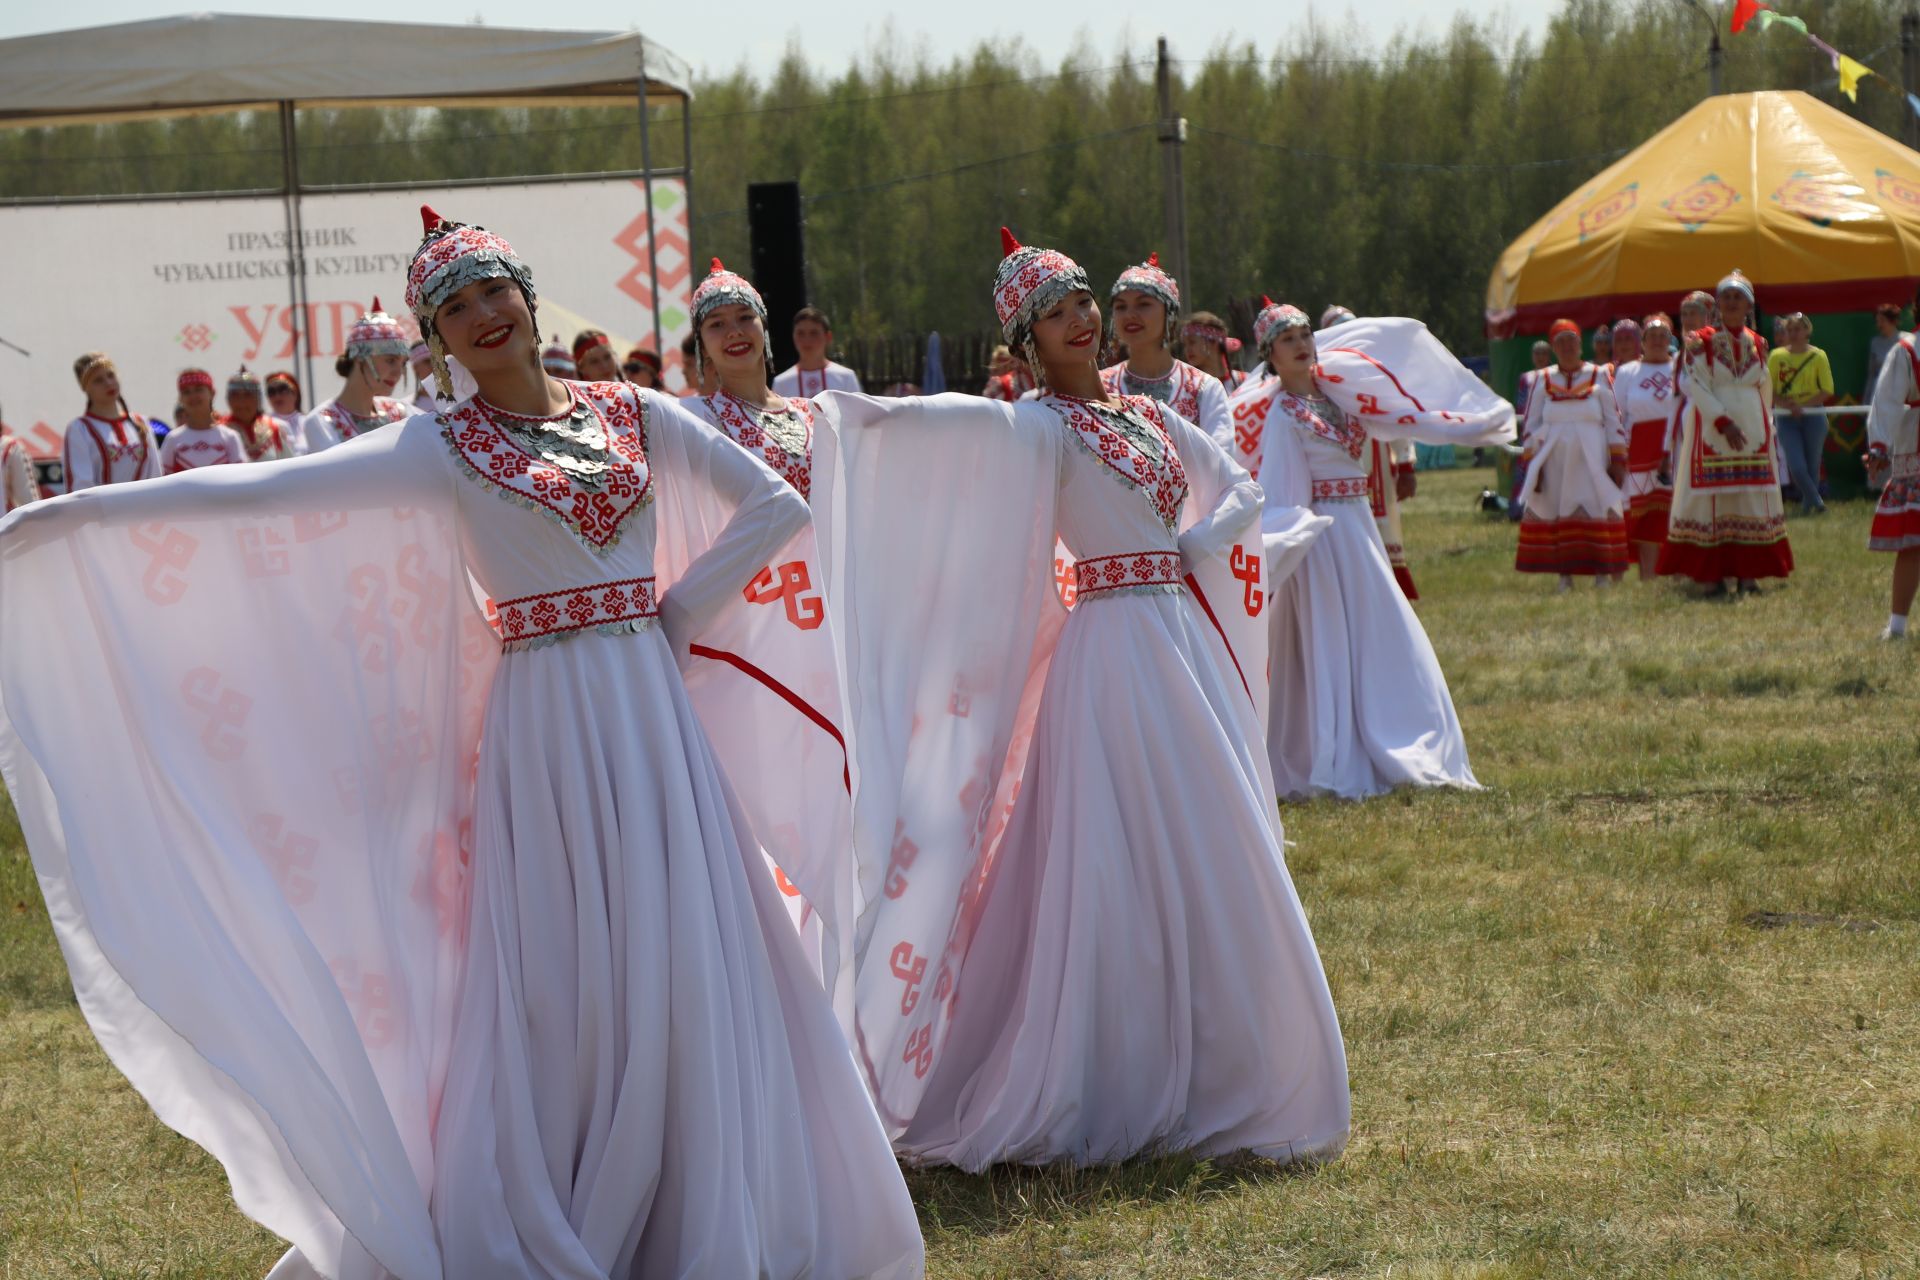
left=748, top=181, right=807, bottom=373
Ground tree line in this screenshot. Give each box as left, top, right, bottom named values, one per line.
left=4, top=0, right=1915, bottom=354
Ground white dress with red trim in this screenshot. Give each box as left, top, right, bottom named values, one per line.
left=1866, top=333, right=1920, bottom=553
left=773, top=360, right=862, bottom=399
left=0, top=432, right=39, bottom=510
left=0, top=386, right=921, bottom=1279
left=159, top=423, right=249, bottom=474
left=1657, top=326, right=1793, bottom=582
left=1514, top=363, right=1630, bottom=577
left=224, top=411, right=299, bottom=463
left=811, top=389, right=1348, bottom=1171
left=61, top=412, right=162, bottom=491
left=1228, top=376, right=1486, bottom=800
left=1368, top=436, right=1419, bottom=599
left=692, top=388, right=816, bottom=500
left=301, top=395, right=414, bottom=453
left=1099, top=358, right=1231, bottom=442
left=1613, top=356, right=1678, bottom=545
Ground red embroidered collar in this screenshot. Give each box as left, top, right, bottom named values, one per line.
left=1045, top=392, right=1190, bottom=529
left=702, top=388, right=814, bottom=499
left=441, top=383, right=653, bottom=553
left=1544, top=366, right=1598, bottom=402
left=1100, top=359, right=1204, bottom=424
left=1278, top=387, right=1368, bottom=460
left=320, top=396, right=411, bottom=441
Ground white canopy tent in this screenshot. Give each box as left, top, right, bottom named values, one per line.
left=0, top=13, right=695, bottom=378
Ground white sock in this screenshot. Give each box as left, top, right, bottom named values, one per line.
left=1890, top=614, right=1910, bottom=637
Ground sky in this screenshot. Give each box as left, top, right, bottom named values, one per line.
left=1, top=2, right=1553, bottom=80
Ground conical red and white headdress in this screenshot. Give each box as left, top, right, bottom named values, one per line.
left=1253, top=296, right=1312, bottom=354
left=344, top=297, right=413, bottom=362
left=1109, top=251, right=1181, bottom=315
left=690, top=258, right=767, bottom=330
left=992, top=226, right=1089, bottom=348
left=404, top=205, right=534, bottom=323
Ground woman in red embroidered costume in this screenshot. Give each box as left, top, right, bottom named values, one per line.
left=1656, top=270, right=1793, bottom=592
left=1223, top=301, right=1512, bottom=799
left=301, top=299, right=417, bottom=453
left=1514, top=318, right=1628, bottom=588
left=1863, top=325, right=1920, bottom=638
left=813, top=229, right=1348, bottom=1172
left=1316, top=306, right=1422, bottom=599
left=1612, top=314, right=1679, bottom=578
left=1099, top=252, right=1231, bottom=441
left=682, top=259, right=816, bottom=502
left=159, top=368, right=248, bottom=473
left=0, top=206, right=921, bottom=1279
left=1181, top=311, right=1246, bottom=392
left=62, top=350, right=161, bottom=491
left=222, top=365, right=298, bottom=462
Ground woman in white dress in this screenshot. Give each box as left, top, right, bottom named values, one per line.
left=0, top=206, right=921, bottom=1279
left=817, top=229, right=1349, bottom=1172
left=1514, top=318, right=1629, bottom=590
left=300, top=299, right=416, bottom=453
left=682, top=259, right=816, bottom=503
left=1223, top=301, right=1513, bottom=800
left=1099, top=252, right=1231, bottom=440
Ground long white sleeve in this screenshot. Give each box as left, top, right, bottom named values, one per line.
left=1868, top=337, right=1917, bottom=456
left=1165, top=408, right=1262, bottom=569
left=1193, top=374, right=1232, bottom=446
left=647, top=393, right=810, bottom=652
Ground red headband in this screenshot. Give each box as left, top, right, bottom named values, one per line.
left=177, top=369, right=214, bottom=393
left=572, top=332, right=612, bottom=360
left=1548, top=319, right=1580, bottom=340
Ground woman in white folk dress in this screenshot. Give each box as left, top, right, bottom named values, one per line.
left=300, top=299, right=418, bottom=453
left=1611, top=314, right=1680, bottom=580
left=683, top=259, right=816, bottom=505
left=1099, top=252, right=1232, bottom=441
left=815, top=229, right=1348, bottom=1172
left=1863, top=327, right=1920, bottom=639
left=0, top=205, right=921, bottom=1280
left=1513, top=318, right=1629, bottom=590
left=1222, top=301, right=1513, bottom=800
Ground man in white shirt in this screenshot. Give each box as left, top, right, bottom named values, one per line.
left=772, top=306, right=862, bottom=398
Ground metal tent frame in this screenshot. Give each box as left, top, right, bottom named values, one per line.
left=0, top=14, right=694, bottom=391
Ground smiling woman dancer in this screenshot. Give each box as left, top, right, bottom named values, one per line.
left=1099, top=252, right=1231, bottom=441
left=0, top=205, right=921, bottom=1280
left=815, top=228, right=1348, bottom=1173
left=300, top=298, right=416, bottom=452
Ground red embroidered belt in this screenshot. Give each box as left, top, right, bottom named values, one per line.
left=1312, top=476, right=1370, bottom=503
left=1072, top=550, right=1184, bottom=600
left=497, top=577, right=658, bottom=646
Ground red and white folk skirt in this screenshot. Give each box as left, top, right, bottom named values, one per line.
left=1870, top=452, right=1920, bottom=552
left=1623, top=416, right=1672, bottom=544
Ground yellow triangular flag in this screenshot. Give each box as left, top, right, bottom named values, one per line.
left=1838, top=53, right=1873, bottom=102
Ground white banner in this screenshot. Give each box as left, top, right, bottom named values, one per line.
left=1, top=175, right=691, bottom=473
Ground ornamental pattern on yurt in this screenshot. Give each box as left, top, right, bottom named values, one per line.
left=1663, top=174, right=1740, bottom=232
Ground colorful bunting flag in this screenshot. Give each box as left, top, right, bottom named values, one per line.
left=1752, top=10, right=1808, bottom=37
left=1836, top=53, right=1873, bottom=102
left=1731, top=0, right=1766, bottom=35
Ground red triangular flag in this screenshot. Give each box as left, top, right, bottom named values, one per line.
left=1731, top=0, right=1765, bottom=34
left=1000, top=226, right=1022, bottom=256
left=419, top=205, right=443, bottom=234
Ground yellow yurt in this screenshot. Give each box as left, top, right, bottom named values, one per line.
left=1489, top=90, right=1920, bottom=338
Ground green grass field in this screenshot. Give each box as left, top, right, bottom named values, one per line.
left=4, top=466, right=1918, bottom=1278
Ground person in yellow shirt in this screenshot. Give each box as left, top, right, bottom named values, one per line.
left=1767, top=312, right=1834, bottom=515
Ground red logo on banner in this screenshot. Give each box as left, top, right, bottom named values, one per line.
left=178, top=323, right=213, bottom=352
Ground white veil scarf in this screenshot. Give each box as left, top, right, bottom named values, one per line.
left=616, top=383, right=859, bottom=1018
left=809, top=390, right=1270, bottom=1134
left=1228, top=316, right=1518, bottom=483
left=0, top=388, right=858, bottom=1278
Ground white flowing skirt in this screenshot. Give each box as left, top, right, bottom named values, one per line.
left=1268, top=502, right=1478, bottom=800
left=896, top=590, right=1349, bottom=1171
left=284, top=629, right=922, bottom=1279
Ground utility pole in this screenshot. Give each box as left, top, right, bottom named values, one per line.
left=1709, top=27, right=1725, bottom=97
left=1903, top=4, right=1919, bottom=150
left=1156, top=37, right=1191, bottom=298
